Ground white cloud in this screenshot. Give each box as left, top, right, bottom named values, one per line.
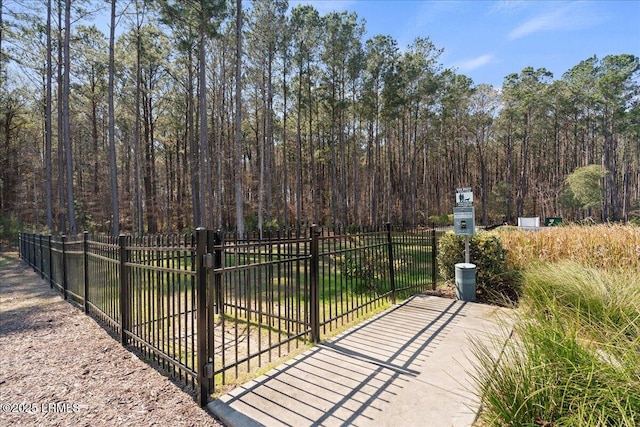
left=457, top=54, right=495, bottom=72
left=491, top=0, right=529, bottom=14
left=509, top=8, right=565, bottom=39
left=508, top=2, right=601, bottom=40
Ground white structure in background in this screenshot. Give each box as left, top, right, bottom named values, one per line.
left=518, top=217, right=540, bottom=231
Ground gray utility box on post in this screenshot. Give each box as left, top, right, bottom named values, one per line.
left=453, top=207, right=475, bottom=236
left=455, top=263, right=476, bottom=302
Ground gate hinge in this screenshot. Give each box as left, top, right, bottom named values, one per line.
left=204, top=360, right=214, bottom=379
left=203, top=253, right=214, bottom=269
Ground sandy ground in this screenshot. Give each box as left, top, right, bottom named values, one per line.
left=0, top=252, right=223, bottom=427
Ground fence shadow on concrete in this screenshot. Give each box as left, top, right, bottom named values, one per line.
left=209, top=296, right=479, bottom=427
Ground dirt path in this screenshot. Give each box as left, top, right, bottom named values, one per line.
left=0, top=253, right=223, bottom=427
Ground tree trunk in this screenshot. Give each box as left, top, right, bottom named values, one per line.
left=187, top=49, right=200, bottom=228
left=134, top=16, right=143, bottom=234
left=198, top=21, right=209, bottom=228
left=295, top=66, right=303, bottom=227
left=57, top=0, right=65, bottom=232
left=107, top=0, right=120, bottom=236
left=45, top=0, right=54, bottom=231
left=309, top=61, right=317, bottom=224
left=281, top=47, right=288, bottom=227
left=235, top=0, right=244, bottom=237
left=265, top=48, right=274, bottom=227
left=63, top=0, right=77, bottom=234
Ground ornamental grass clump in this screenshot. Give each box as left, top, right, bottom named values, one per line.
left=472, top=261, right=640, bottom=426
left=522, top=261, right=640, bottom=345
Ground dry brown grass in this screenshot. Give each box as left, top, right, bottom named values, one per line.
left=494, top=224, right=640, bottom=271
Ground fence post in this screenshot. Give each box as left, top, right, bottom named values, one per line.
left=28, top=234, right=32, bottom=267
left=386, top=222, right=396, bottom=305
left=431, top=226, right=437, bottom=290
left=309, top=225, right=320, bottom=343
left=213, top=230, right=224, bottom=315
left=32, top=234, right=36, bottom=268
left=119, top=234, right=130, bottom=346
left=39, top=234, right=44, bottom=278
left=206, top=229, right=218, bottom=394
left=195, top=227, right=210, bottom=406
left=61, top=235, right=68, bottom=300
left=48, top=235, right=53, bottom=289
left=28, top=233, right=34, bottom=268
left=83, top=231, right=89, bottom=313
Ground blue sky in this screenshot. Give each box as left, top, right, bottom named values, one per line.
left=291, top=0, right=640, bottom=88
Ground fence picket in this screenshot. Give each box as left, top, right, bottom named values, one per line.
left=119, top=234, right=130, bottom=346
left=19, top=225, right=438, bottom=406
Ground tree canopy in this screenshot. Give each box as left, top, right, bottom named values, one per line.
left=1, top=0, right=639, bottom=237
left=565, top=164, right=607, bottom=211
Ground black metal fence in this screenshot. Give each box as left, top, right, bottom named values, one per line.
left=19, top=224, right=438, bottom=406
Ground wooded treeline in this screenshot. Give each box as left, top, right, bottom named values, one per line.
left=1, top=0, right=639, bottom=237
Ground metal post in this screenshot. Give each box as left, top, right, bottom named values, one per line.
left=29, top=233, right=34, bottom=267
left=83, top=231, right=89, bottom=313
left=206, top=229, right=217, bottom=395
left=39, top=234, right=44, bottom=278
left=309, top=225, right=320, bottom=343
left=386, top=222, right=396, bottom=305
left=61, top=235, right=68, bottom=300
left=48, top=235, right=53, bottom=288
left=119, top=234, right=130, bottom=346
left=213, top=230, right=224, bottom=315
left=195, top=227, right=210, bottom=406
left=465, top=235, right=470, bottom=264
left=32, top=234, right=36, bottom=268
left=431, top=227, right=437, bottom=290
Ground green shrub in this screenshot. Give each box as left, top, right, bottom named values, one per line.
left=437, top=231, right=520, bottom=304
left=336, top=236, right=393, bottom=295
left=340, top=250, right=385, bottom=294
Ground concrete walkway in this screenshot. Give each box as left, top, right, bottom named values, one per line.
left=208, top=295, right=512, bottom=427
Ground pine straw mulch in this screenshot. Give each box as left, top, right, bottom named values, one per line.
left=0, top=252, right=223, bottom=427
